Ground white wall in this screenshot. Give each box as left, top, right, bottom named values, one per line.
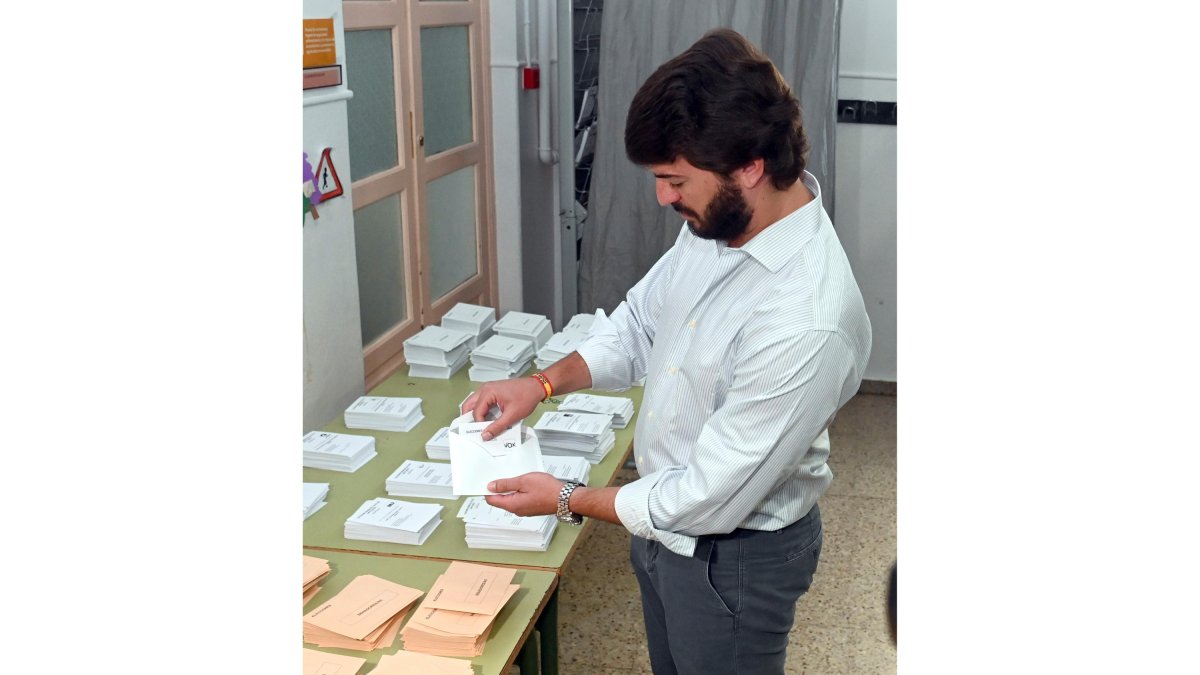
left=835, top=0, right=897, bottom=382
left=489, top=2, right=525, bottom=316
left=303, top=0, right=365, bottom=430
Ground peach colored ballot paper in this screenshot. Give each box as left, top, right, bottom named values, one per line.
left=301, top=647, right=366, bottom=675
left=421, top=561, right=517, bottom=615
left=372, top=649, right=474, bottom=674
left=409, top=583, right=520, bottom=635
left=303, top=574, right=423, bottom=640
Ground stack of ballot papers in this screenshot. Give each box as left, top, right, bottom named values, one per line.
left=425, top=426, right=451, bottom=460
left=302, top=648, right=366, bottom=675
left=403, top=325, right=474, bottom=379
left=386, top=460, right=455, bottom=500
left=372, top=650, right=473, bottom=675
left=439, top=302, right=497, bottom=349
left=562, top=312, right=597, bottom=337
left=303, top=555, right=332, bottom=605
left=303, top=431, right=377, bottom=472
left=459, top=496, right=558, bottom=551
left=493, top=310, right=554, bottom=352
left=533, top=411, right=616, bottom=464
left=303, top=574, right=424, bottom=651
left=468, top=334, right=535, bottom=382
left=534, top=329, right=588, bottom=370
left=399, top=561, right=521, bottom=657
left=343, top=396, right=424, bottom=432
left=344, top=498, right=444, bottom=545
left=558, top=393, right=636, bottom=429
left=543, top=455, right=592, bottom=485
left=303, top=482, right=329, bottom=520
left=448, top=413, right=545, bottom=495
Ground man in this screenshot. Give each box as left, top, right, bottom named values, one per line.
left=463, top=28, right=871, bottom=674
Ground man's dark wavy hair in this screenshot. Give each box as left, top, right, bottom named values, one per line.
left=624, top=28, right=810, bottom=190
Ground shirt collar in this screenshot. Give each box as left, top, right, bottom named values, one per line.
left=735, top=171, right=824, bottom=272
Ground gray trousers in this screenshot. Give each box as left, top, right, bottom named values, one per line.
left=629, top=504, right=823, bottom=674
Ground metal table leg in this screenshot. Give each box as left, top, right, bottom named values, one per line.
left=516, top=629, right=540, bottom=675
left=536, top=586, right=559, bottom=675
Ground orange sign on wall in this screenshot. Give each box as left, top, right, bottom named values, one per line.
left=304, top=19, right=337, bottom=69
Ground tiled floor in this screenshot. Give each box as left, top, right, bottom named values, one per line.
left=539, top=392, right=897, bottom=674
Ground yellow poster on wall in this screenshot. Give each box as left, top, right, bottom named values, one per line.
left=303, top=19, right=337, bottom=69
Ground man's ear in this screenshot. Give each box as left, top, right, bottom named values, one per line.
left=735, top=158, right=766, bottom=189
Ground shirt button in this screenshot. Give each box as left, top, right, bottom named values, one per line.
left=668, top=366, right=678, bottom=375
left=648, top=411, right=654, bottom=419
left=688, top=320, right=697, bottom=329
left=638, top=456, right=644, bottom=463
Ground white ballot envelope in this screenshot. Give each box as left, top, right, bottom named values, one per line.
left=449, top=424, right=545, bottom=495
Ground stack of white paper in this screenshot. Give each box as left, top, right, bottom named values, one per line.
left=532, top=411, right=616, bottom=464
left=543, top=456, right=591, bottom=485
left=425, top=426, right=451, bottom=460
left=344, top=396, right=424, bottom=432
left=458, top=496, right=558, bottom=551
left=303, top=482, right=329, bottom=520
left=303, top=431, right=377, bottom=472
left=440, top=302, right=497, bottom=349
left=344, top=498, right=444, bottom=545
left=562, top=312, right=597, bottom=337
left=493, top=311, right=554, bottom=352
left=534, top=330, right=587, bottom=370
left=448, top=416, right=545, bottom=495
left=558, top=393, right=635, bottom=429
left=468, top=334, right=535, bottom=382
left=403, top=325, right=474, bottom=379
left=386, top=460, right=455, bottom=500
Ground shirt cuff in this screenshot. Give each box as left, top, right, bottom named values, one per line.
left=614, top=471, right=698, bottom=558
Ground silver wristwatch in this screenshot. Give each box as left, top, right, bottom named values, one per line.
left=556, top=481, right=584, bottom=525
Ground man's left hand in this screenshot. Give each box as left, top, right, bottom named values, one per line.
left=485, top=472, right=564, bottom=517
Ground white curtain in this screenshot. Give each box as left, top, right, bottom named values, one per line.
left=578, top=0, right=842, bottom=314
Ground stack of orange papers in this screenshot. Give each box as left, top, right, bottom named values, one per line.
left=303, top=574, right=424, bottom=651
left=302, top=647, right=366, bottom=675
left=303, top=555, right=332, bottom=605
left=399, top=561, right=521, bottom=657
left=372, top=649, right=474, bottom=674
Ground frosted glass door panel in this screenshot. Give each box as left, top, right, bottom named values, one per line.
left=426, top=166, right=477, bottom=299
left=420, top=26, right=473, bottom=155
left=353, top=194, right=408, bottom=346
left=346, top=29, right=400, bottom=180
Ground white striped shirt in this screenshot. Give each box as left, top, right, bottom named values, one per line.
left=577, top=171, right=872, bottom=557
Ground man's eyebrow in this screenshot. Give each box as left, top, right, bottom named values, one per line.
left=653, top=172, right=684, bottom=179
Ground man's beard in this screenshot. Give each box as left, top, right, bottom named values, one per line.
left=676, top=178, right=753, bottom=242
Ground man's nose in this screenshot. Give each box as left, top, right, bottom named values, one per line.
left=655, top=181, right=680, bottom=207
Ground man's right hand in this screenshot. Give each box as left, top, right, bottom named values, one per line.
left=460, top=376, right=546, bottom=441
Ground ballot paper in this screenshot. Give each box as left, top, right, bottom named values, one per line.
left=532, top=411, right=617, bottom=463
left=303, top=555, right=332, bottom=605
left=458, top=496, right=557, bottom=551
left=403, top=325, right=474, bottom=366
left=303, top=574, right=424, bottom=651
left=303, top=431, right=377, bottom=472
left=302, top=648, right=366, bottom=675
left=557, top=393, right=635, bottom=429
left=344, top=498, right=444, bottom=545
left=470, top=335, right=535, bottom=371
left=534, top=330, right=587, bottom=370
left=409, top=349, right=470, bottom=379
left=562, top=312, right=597, bottom=337
left=343, top=396, right=424, bottom=432
left=440, top=302, right=497, bottom=349
left=385, top=460, right=455, bottom=500
left=542, top=456, right=591, bottom=485
left=425, top=426, right=451, bottom=460
left=303, top=482, right=330, bottom=520
left=399, top=562, right=522, bottom=658
left=372, top=650, right=473, bottom=675
left=448, top=423, right=544, bottom=495
left=493, top=310, right=554, bottom=351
